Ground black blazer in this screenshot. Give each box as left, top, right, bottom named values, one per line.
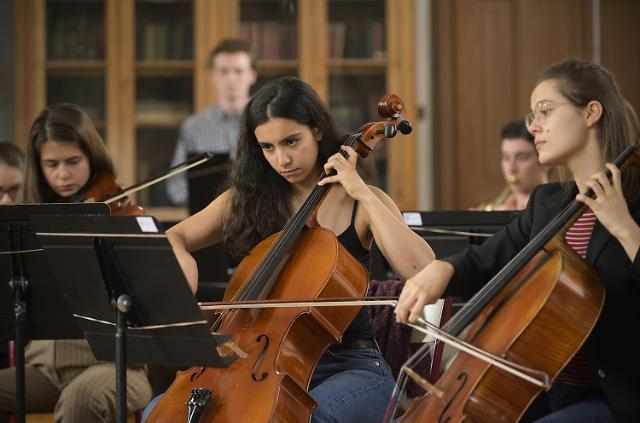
left=443, top=182, right=640, bottom=422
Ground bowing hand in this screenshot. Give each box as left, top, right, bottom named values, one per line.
left=318, top=146, right=369, bottom=200
left=395, top=260, right=453, bottom=324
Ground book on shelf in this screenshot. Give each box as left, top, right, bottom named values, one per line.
left=135, top=101, right=191, bottom=126
left=139, top=20, right=193, bottom=61
left=328, top=22, right=346, bottom=59
left=329, top=19, right=384, bottom=59
left=240, top=21, right=296, bottom=61
left=48, top=14, right=104, bottom=60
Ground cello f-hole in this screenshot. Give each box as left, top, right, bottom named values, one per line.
left=440, top=372, right=468, bottom=423
left=252, top=334, right=270, bottom=382
left=190, top=367, right=205, bottom=382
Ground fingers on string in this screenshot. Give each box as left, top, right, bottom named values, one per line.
left=606, top=163, right=622, bottom=191
left=318, top=175, right=340, bottom=186
left=341, top=146, right=358, bottom=163
left=588, top=176, right=606, bottom=199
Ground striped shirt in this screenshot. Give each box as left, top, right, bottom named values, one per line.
left=166, top=106, right=241, bottom=205
left=555, top=208, right=599, bottom=387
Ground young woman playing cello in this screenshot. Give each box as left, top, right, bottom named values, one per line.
left=0, top=103, right=153, bottom=422
left=396, top=58, right=640, bottom=422
left=143, top=76, right=434, bottom=422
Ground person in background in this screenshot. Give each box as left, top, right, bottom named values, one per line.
left=166, top=38, right=257, bottom=205
left=477, top=120, right=549, bottom=211
left=0, top=141, right=25, bottom=373
left=0, top=104, right=152, bottom=422
left=0, top=141, right=25, bottom=206
left=397, top=58, right=640, bottom=422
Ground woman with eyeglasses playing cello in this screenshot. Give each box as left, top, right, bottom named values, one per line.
left=0, top=103, right=153, bottom=422
left=396, top=58, right=640, bottom=422
left=142, top=76, right=435, bottom=423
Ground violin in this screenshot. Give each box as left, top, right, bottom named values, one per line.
left=74, top=171, right=145, bottom=216
left=146, top=95, right=412, bottom=423
left=72, top=153, right=213, bottom=216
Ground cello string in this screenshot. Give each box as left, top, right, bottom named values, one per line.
left=445, top=144, right=639, bottom=336
left=233, top=132, right=363, bottom=302
left=209, top=133, right=364, bottom=330
left=408, top=318, right=550, bottom=388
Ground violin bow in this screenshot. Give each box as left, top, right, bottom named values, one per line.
left=104, top=152, right=214, bottom=205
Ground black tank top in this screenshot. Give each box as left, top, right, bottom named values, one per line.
left=336, top=201, right=374, bottom=342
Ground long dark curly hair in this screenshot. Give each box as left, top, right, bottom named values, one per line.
left=223, top=77, right=344, bottom=262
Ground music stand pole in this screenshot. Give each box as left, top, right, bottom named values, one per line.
left=115, top=295, right=131, bottom=423
left=7, top=222, right=31, bottom=423
left=9, top=268, right=27, bottom=423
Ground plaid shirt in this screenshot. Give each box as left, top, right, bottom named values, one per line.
left=166, top=106, right=241, bottom=204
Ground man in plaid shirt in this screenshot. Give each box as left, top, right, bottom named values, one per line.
left=167, top=38, right=256, bottom=205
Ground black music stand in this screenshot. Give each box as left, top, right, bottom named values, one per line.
left=371, top=210, right=519, bottom=280
left=30, top=213, right=234, bottom=423
left=187, top=153, right=230, bottom=216
left=186, top=153, right=234, bottom=301
left=0, top=203, right=106, bottom=423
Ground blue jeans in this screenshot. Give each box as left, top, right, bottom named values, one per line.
left=521, top=384, right=616, bottom=423
left=142, top=347, right=395, bottom=423
left=309, top=347, right=395, bottom=423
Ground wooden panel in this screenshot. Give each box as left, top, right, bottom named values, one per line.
left=601, top=0, right=640, bottom=118
left=432, top=0, right=457, bottom=210
left=456, top=0, right=517, bottom=210
left=14, top=0, right=45, bottom=151
left=107, top=0, right=135, bottom=186
left=299, top=0, right=328, bottom=101
left=516, top=0, right=592, bottom=111
left=386, top=0, right=417, bottom=210
left=194, top=0, right=238, bottom=111
left=434, top=0, right=592, bottom=210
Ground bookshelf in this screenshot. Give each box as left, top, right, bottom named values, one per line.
left=15, top=0, right=417, bottom=216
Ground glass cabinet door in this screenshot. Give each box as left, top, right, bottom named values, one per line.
left=240, top=0, right=299, bottom=92
left=328, top=0, right=386, bottom=188
left=46, top=0, right=106, bottom=137
left=134, top=0, right=194, bottom=208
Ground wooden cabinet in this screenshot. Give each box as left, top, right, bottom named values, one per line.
left=432, top=0, right=640, bottom=210
left=14, top=0, right=417, bottom=219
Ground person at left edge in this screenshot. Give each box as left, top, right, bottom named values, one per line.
left=0, top=103, right=153, bottom=422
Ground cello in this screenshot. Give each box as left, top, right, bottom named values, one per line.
left=146, top=95, right=412, bottom=423
left=390, top=143, right=640, bottom=422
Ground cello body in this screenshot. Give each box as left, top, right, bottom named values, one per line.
left=401, top=240, right=604, bottom=422
left=395, top=144, right=640, bottom=422
left=146, top=227, right=368, bottom=422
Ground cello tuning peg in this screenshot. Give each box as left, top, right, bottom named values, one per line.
left=398, top=120, right=412, bottom=135
left=383, top=123, right=397, bottom=138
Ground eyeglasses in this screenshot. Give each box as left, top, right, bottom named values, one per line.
left=0, top=185, right=20, bottom=201
left=524, top=101, right=573, bottom=130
